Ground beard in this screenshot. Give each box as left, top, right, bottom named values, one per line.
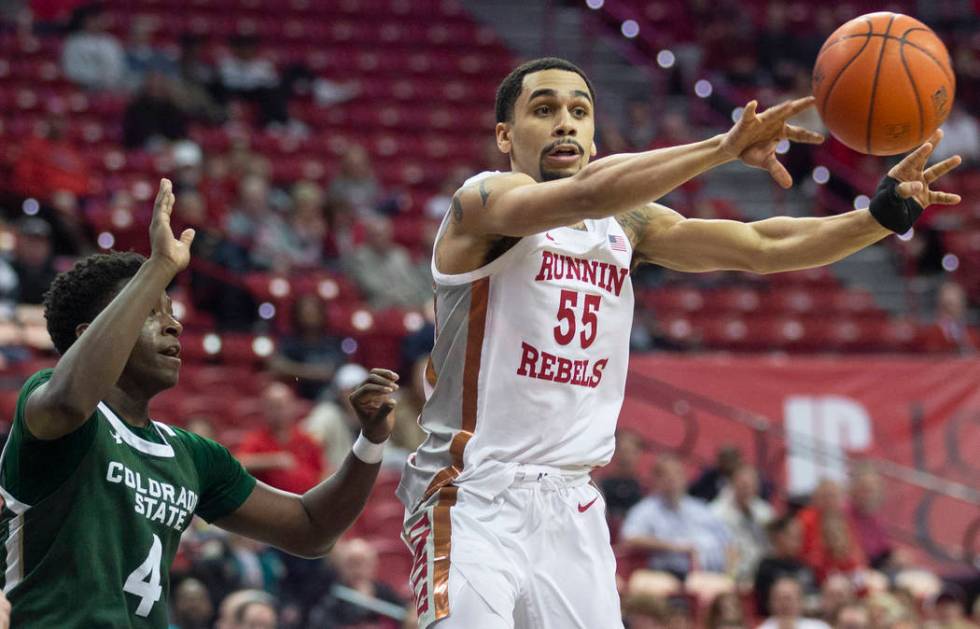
left=539, top=164, right=576, bottom=182
left=538, top=138, right=586, bottom=182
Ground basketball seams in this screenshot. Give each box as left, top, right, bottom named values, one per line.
left=818, top=19, right=874, bottom=114
left=897, top=41, right=925, bottom=145
left=865, top=13, right=897, bottom=153
left=819, top=32, right=955, bottom=88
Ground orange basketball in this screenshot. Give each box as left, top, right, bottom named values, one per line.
left=812, top=12, right=955, bottom=156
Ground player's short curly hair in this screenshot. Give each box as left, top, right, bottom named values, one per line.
left=495, top=57, right=596, bottom=124
left=43, top=251, right=146, bottom=355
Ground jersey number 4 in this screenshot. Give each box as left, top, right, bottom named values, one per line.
left=554, top=289, right=601, bottom=349
left=124, top=534, right=163, bottom=617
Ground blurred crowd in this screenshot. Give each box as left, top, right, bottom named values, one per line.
left=602, top=437, right=980, bottom=629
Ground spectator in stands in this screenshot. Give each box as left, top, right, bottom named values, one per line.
left=342, top=215, right=432, bottom=309
left=923, top=282, right=975, bottom=354
left=268, top=294, right=343, bottom=400
left=847, top=465, right=904, bottom=572
left=834, top=603, right=871, bottom=629
left=755, top=516, right=818, bottom=617
left=935, top=106, right=979, bottom=166
left=218, top=35, right=289, bottom=128
left=425, top=166, right=473, bottom=220
left=621, top=454, right=733, bottom=578
left=707, top=592, right=747, bottom=629
left=930, top=586, right=978, bottom=629
left=122, top=71, right=189, bottom=149
left=866, top=591, right=911, bottom=629
left=623, top=99, right=657, bottom=150
left=600, top=429, right=646, bottom=522
left=124, top=16, right=177, bottom=86
left=287, top=180, right=334, bottom=265
left=236, top=382, right=324, bottom=494
left=224, top=174, right=272, bottom=250
left=711, top=464, right=774, bottom=585
left=303, top=364, right=365, bottom=471
left=820, top=574, right=856, bottom=624
left=328, top=145, right=381, bottom=216
left=170, top=577, right=213, bottom=629
left=61, top=3, right=126, bottom=91
left=308, top=538, right=405, bottom=627
left=400, top=299, right=435, bottom=375
left=11, top=218, right=57, bottom=305
left=215, top=590, right=277, bottom=629
left=12, top=113, right=91, bottom=202
left=250, top=197, right=324, bottom=273
left=386, top=355, right=429, bottom=466
left=621, top=590, right=670, bottom=629
left=757, top=577, right=831, bottom=629
left=799, top=480, right=867, bottom=583
left=689, top=445, right=743, bottom=503
left=174, top=34, right=225, bottom=124
left=0, top=252, right=17, bottom=315
left=235, top=597, right=278, bottom=629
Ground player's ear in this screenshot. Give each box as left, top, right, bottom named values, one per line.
left=75, top=323, right=90, bottom=339
left=496, top=122, right=512, bottom=155
left=590, top=142, right=597, bottom=158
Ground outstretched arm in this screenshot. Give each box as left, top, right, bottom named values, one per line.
left=216, top=369, right=399, bottom=558
left=452, top=97, right=822, bottom=238
left=25, top=180, right=194, bottom=439
left=621, top=131, right=961, bottom=275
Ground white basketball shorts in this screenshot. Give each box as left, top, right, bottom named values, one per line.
left=402, top=465, right=624, bottom=629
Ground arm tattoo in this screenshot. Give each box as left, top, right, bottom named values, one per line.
left=451, top=192, right=464, bottom=223
left=615, top=207, right=652, bottom=246
left=479, top=180, right=491, bottom=207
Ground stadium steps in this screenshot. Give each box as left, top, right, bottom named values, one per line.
left=828, top=245, right=913, bottom=317
left=459, top=0, right=654, bottom=104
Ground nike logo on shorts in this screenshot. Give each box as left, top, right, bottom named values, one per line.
left=577, top=496, right=598, bottom=513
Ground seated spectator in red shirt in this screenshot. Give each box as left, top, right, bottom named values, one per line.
left=798, top=480, right=867, bottom=583
left=847, top=464, right=910, bottom=572
left=922, top=282, right=975, bottom=355
left=11, top=114, right=90, bottom=201
left=236, top=382, right=324, bottom=494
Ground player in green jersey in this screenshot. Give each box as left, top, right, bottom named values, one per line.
left=0, top=179, right=399, bottom=627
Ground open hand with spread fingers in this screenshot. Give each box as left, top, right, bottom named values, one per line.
left=149, top=178, right=195, bottom=274
left=888, top=129, right=962, bottom=209
left=348, top=368, right=399, bottom=444
left=719, top=96, right=825, bottom=189
left=868, top=129, right=962, bottom=234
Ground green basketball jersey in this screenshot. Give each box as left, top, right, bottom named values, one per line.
left=0, top=369, right=257, bottom=628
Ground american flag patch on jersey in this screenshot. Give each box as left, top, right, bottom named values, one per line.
left=608, top=235, right=628, bottom=252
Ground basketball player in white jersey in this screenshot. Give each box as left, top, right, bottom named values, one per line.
left=398, top=57, right=961, bottom=629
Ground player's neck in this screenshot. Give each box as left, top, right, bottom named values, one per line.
left=103, top=386, right=152, bottom=427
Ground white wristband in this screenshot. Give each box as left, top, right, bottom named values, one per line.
left=352, top=433, right=386, bottom=464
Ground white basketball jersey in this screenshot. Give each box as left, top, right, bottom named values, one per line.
left=397, top=171, right=635, bottom=510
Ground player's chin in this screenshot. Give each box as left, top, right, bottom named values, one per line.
left=153, top=362, right=181, bottom=389
left=539, top=163, right=581, bottom=182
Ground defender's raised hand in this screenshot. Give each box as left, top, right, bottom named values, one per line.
left=348, top=368, right=399, bottom=444
left=719, top=96, right=825, bottom=189
left=888, top=129, right=962, bottom=208
left=149, top=179, right=195, bottom=273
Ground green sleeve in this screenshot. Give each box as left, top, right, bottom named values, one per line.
left=1, top=369, right=98, bottom=505
left=176, top=427, right=257, bottom=523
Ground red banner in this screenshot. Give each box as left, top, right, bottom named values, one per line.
left=622, top=355, right=980, bottom=569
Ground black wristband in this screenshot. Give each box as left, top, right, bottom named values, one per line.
left=868, top=176, right=923, bottom=234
